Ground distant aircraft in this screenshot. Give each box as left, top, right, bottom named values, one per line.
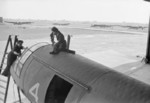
left=8, top=0, right=150, bottom=103
left=5, top=21, right=32, bottom=25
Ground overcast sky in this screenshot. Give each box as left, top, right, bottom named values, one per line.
left=0, top=0, right=150, bottom=23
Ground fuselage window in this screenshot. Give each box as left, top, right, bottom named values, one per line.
left=15, top=49, right=32, bottom=77
left=21, top=47, right=29, bottom=56
left=20, top=50, right=32, bottom=64
left=45, top=75, right=73, bottom=103
left=30, top=42, right=48, bottom=52
left=13, top=59, right=19, bottom=73
left=16, top=62, right=22, bottom=77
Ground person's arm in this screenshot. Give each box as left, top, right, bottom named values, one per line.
left=50, top=33, right=55, bottom=45
left=13, top=51, right=20, bottom=56
left=14, top=46, right=24, bottom=56
left=20, top=45, right=24, bottom=49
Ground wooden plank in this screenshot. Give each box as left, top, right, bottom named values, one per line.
left=0, top=84, right=6, bottom=89
left=0, top=78, right=7, bottom=84
left=0, top=98, right=4, bottom=103
left=0, top=91, right=5, bottom=95
left=0, top=93, right=4, bottom=101
left=0, top=86, right=5, bottom=94
left=0, top=81, right=7, bottom=89
left=0, top=74, right=7, bottom=82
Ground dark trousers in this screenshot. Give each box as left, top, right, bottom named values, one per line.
left=2, top=51, right=17, bottom=76
left=53, top=40, right=66, bottom=53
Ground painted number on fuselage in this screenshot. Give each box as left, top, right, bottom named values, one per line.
left=29, top=83, right=40, bottom=103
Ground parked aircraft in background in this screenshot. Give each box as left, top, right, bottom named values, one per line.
left=5, top=21, right=33, bottom=25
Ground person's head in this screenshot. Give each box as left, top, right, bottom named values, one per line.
left=16, top=40, right=23, bottom=46
left=51, top=27, right=59, bottom=35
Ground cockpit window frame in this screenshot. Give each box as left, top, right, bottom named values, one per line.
left=14, top=42, right=49, bottom=77
left=29, top=42, right=49, bottom=52
left=19, top=42, right=48, bottom=64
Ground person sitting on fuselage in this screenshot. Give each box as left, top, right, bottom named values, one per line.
left=49, top=27, right=67, bottom=54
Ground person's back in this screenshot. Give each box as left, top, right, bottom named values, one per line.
left=56, top=32, right=65, bottom=43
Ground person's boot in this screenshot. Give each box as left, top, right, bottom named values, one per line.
left=67, top=49, right=75, bottom=54
left=49, top=51, right=59, bottom=55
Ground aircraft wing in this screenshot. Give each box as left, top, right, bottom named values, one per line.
left=83, top=50, right=150, bottom=85
left=83, top=49, right=138, bottom=69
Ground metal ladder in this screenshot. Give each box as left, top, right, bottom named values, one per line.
left=0, top=35, right=21, bottom=103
